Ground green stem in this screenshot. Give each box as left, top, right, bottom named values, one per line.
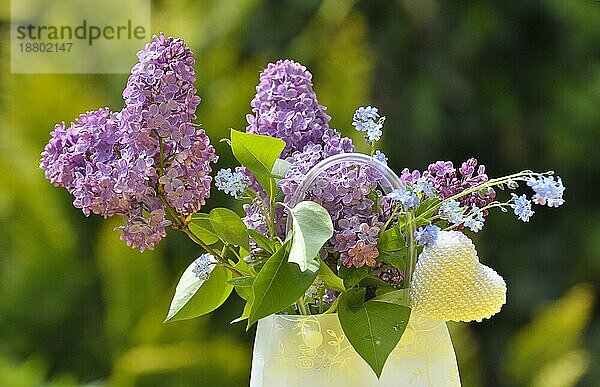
left=414, top=171, right=538, bottom=223
left=380, top=203, right=401, bottom=237
left=249, top=188, right=276, bottom=238
left=296, top=296, right=310, bottom=315
left=159, top=194, right=241, bottom=276
left=268, top=188, right=276, bottom=238
left=318, top=287, right=325, bottom=314
left=158, top=136, right=165, bottom=177
left=404, top=211, right=417, bottom=305
left=324, top=295, right=341, bottom=314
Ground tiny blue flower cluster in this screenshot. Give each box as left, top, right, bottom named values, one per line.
left=415, top=224, right=441, bottom=246
left=192, top=253, right=217, bottom=281
left=527, top=176, right=565, bottom=207
left=388, top=187, right=420, bottom=211
left=511, top=194, right=534, bottom=222
left=215, top=168, right=249, bottom=199
left=353, top=106, right=386, bottom=143
left=373, top=150, right=388, bottom=165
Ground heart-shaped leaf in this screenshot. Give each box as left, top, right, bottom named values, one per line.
left=338, top=289, right=411, bottom=378
left=165, top=260, right=233, bottom=322
left=287, top=201, right=334, bottom=272
left=247, top=245, right=318, bottom=328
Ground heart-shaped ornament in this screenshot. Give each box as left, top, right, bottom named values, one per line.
left=409, top=230, right=507, bottom=322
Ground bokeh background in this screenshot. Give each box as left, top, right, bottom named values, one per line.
left=1, top=0, right=598, bottom=386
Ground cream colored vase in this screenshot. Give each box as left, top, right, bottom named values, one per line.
left=249, top=312, right=461, bottom=387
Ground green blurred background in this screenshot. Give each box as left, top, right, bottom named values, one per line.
left=0, top=0, right=598, bottom=386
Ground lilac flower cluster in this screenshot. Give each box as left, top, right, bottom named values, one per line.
left=424, top=159, right=495, bottom=212
left=241, top=60, right=389, bottom=269
left=245, top=60, right=336, bottom=157
left=279, top=147, right=387, bottom=268
left=40, top=34, right=216, bottom=252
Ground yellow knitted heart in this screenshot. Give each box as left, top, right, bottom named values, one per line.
left=409, top=230, right=507, bottom=322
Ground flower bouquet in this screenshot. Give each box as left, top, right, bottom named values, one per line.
left=40, top=35, right=565, bottom=386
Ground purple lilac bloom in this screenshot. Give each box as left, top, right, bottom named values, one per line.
left=347, top=240, right=379, bottom=268
left=40, top=108, right=131, bottom=217
left=511, top=193, right=534, bottom=222
left=41, top=34, right=216, bottom=252
left=323, top=289, right=337, bottom=304
left=242, top=201, right=269, bottom=235
left=424, top=158, right=496, bottom=225
left=116, top=208, right=172, bottom=252
left=526, top=176, right=565, bottom=207
left=245, top=60, right=335, bottom=157
left=242, top=61, right=388, bottom=269
left=399, top=168, right=421, bottom=184
left=240, top=60, right=353, bottom=235
left=415, top=224, right=440, bottom=246
left=276, top=144, right=386, bottom=268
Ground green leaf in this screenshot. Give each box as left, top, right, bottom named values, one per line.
left=227, top=276, right=255, bottom=287
left=338, top=265, right=371, bottom=289
left=230, top=129, right=285, bottom=189
left=165, top=261, right=233, bottom=322
left=209, top=208, right=250, bottom=250
left=318, top=259, right=345, bottom=292
left=230, top=276, right=254, bottom=301
left=378, top=249, right=406, bottom=271
left=375, top=285, right=397, bottom=297
left=378, top=225, right=404, bottom=251
left=415, top=197, right=441, bottom=218
left=372, top=289, right=409, bottom=305
left=189, top=215, right=219, bottom=245
left=287, top=201, right=334, bottom=272
left=233, top=256, right=253, bottom=276
left=231, top=295, right=253, bottom=324
left=248, top=245, right=318, bottom=328
left=271, top=158, right=291, bottom=178
left=338, top=289, right=411, bottom=378
left=248, top=229, right=275, bottom=254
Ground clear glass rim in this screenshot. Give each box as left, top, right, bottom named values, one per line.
left=288, top=152, right=404, bottom=207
